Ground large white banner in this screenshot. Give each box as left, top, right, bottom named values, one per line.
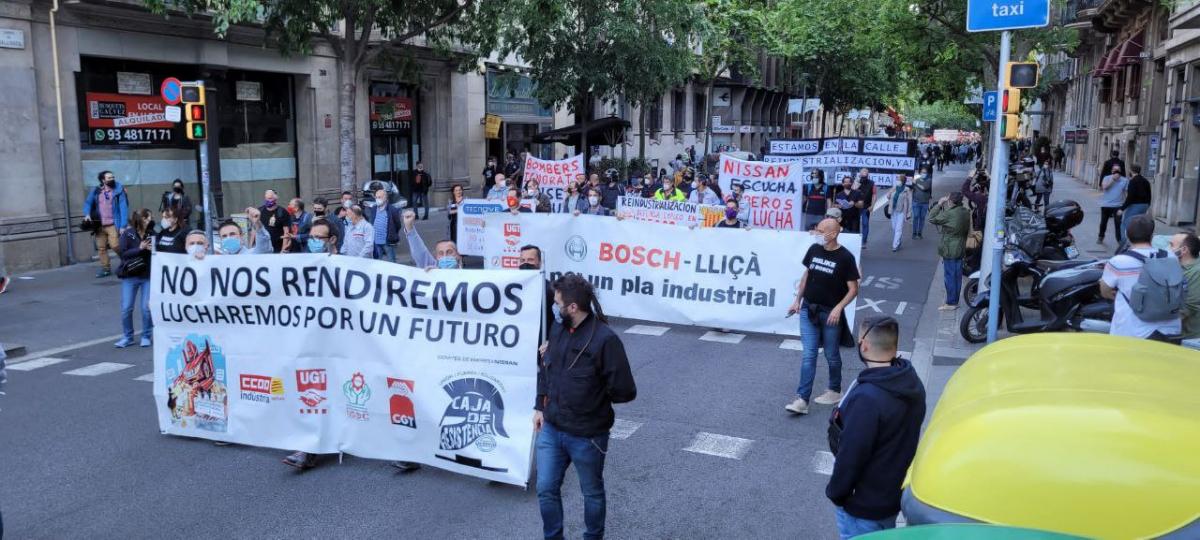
left=481, top=214, right=860, bottom=335
left=151, top=253, right=542, bottom=486
left=523, top=154, right=584, bottom=212
left=716, top=155, right=805, bottom=230
left=615, top=196, right=725, bottom=228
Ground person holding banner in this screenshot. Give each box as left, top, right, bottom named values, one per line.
left=653, top=178, right=686, bottom=202
left=576, top=188, right=610, bottom=217
left=688, top=177, right=722, bottom=206
left=487, top=173, right=510, bottom=201
left=524, top=179, right=553, bottom=213
left=403, top=210, right=461, bottom=269
left=883, top=175, right=913, bottom=253
left=716, top=199, right=747, bottom=229
left=535, top=273, right=637, bottom=540
left=785, top=218, right=861, bottom=415
left=833, top=177, right=863, bottom=234
left=508, top=187, right=533, bottom=215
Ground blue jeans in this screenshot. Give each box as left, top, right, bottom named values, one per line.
left=860, top=209, right=871, bottom=243
left=943, top=258, right=963, bottom=306
left=1122, top=203, right=1149, bottom=242
left=797, top=302, right=843, bottom=400
left=911, top=202, right=929, bottom=237
left=835, top=507, right=896, bottom=539
left=373, top=243, right=396, bottom=262
left=120, top=276, right=152, bottom=340
left=537, top=422, right=608, bottom=540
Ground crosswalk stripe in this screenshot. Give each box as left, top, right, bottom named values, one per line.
left=624, top=324, right=670, bottom=336
left=699, top=331, right=745, bottom=344
left=5, top=357, right=72, bottom=372
left=682, top=432, right=754, bottom=460
left=134, top=373, right=155, bottom=382
left=63, top=362, right=134, bottom=376
left=7, top=334, right=125, bottom=365
left=610, top=419, right=643, bottom=440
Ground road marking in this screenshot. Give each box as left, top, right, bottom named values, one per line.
left=699, top=331, right=745, bottom=344
left=610, top=419, right=643, bottom=440
left=683, top=432, right=754, bottom=460
left=63, top=362, right=134, bottom=376
left=857, top=298, right=884, bottom=313
left=7, top=334, right=125, bottom=365
left=5, top=357, right=72, bottom=371
left=895, top=301, right=907, bottom=315
left=624, top=325, right=670, bottom=336
left=779, top=340, right=822, bottom=352
left=134, top=373, right=155, bottom=382
left=812, top=450, right=835, bottom=475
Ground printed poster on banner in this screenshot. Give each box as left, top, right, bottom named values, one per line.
left=456, top=198, right=538, bottom=257
left=615, top=197, right=725, bottom=228
left=481, top=214, right=860, bottom=335
left=523, top=154, right=584, bottom=212
left=151, top=253, right=542, bottom=486
left=716, top=155, right=805, bottom=230
left=765, top=137, right=917, bottom=187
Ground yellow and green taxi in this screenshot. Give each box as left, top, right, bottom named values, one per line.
left=902, top=334, right=1200, bottom=539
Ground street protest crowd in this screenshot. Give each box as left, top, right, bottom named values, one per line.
left=28, top=139, right=1199, bottom=540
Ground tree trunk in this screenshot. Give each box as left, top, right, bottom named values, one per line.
left=704, top=79, right=715, bottom=156
left=580, top=91, right=590, bottom=173
left=338, top=38, right=358, bottom=192
left=639, top=105, right=646, bottom=161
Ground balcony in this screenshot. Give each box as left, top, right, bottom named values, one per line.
left=1093, top=0, right=1154, bottom=34
left=1171, top=0, right=1200, bottom=30
left=1061, top=0, right=1102, bottom=29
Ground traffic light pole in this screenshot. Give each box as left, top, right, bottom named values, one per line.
left=199, top=139, right=213, bottom=251
left=984, top=30, right=1011, bottom=343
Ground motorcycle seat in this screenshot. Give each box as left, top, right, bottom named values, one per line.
left=1036, top=258, right=1098, bottom=272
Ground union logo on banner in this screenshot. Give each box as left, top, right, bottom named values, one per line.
left=296, top=369, right=328, bottom=415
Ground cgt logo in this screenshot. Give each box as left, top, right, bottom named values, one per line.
left=387, top=377, right=417, bottom=429
left=564, top=235, right=587, bottom=262
left=296, top=369, right=328, bottom=415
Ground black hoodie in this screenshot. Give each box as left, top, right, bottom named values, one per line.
left=826, top=358, right=926, bottom=520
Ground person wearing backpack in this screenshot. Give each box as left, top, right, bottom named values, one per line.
left=1099, top=214, right=1184, bottom=341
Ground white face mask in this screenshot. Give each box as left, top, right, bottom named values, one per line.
left=342, top=200, right=352, bottom=209
left=588, top=196, right=600, bottom=206
left=527, top=188, right=538, bottom=196
left=376, top=198, right=386, bottom=206
left=160, top=218, right=173, bottom=230
left=186, top=244, right=205, bottom=257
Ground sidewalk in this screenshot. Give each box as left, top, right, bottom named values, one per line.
left=932, top=170, right=1190, bottom=363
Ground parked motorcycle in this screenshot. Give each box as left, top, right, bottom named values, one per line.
left=962, top=200, right=1086, bottom=303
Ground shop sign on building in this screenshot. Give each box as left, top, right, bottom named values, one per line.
left=117, top=72, right=153, bottom=95
left=236, top=81, right=262, bottom=101
left=85, top=92, right=181, bottom=145
left=369, top=96, right=413, bottom=134
left=0, top=29, right=24, bottom=49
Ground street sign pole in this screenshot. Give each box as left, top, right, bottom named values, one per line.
left=984, top=30, right=1011, bottom=343
left=199, top=139, right=213, bottom=251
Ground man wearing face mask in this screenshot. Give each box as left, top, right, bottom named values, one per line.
left=833, top=177, right=863, bottom=234
left=337, top=191, right=355, bottom=251
left=519, top=245, right=555, bottom=346
left=803, top=170, right=831, bottom=231
left=524, top=180, right=552, bottom=213
left=258, top=189, right=291, bottom=253
left=575, top=188, right=610, bottom=217
left=82, top=170, right=130, bottom=278
left=159, top=179, right=193, bottom=230
left=214, top=220, right=263, bottom=255
left=1169, top=233, right=1200, bottom=339
left=853, top=169, right=875, bottom=245
left=825, top=316, right=925, bottom=538
left=310, top=198, right=342, bottom=250
left=786, top=218, right=861, bottom=415
left=488, top=173, right=510, bottom=201
left=600, top=172, right=623, bottom=210
left=283, top=198, right=312, bottom=253
left=364, top=189, right=403, bottom=262
left=401, top=210, right=461, bottom=270
left=340, top=206, right=375, bottom=259
left=483, top=156, right=499, bottom=197
left=535, top=273, right=637, bottom=540
left=508, top=187, right=533, bottom=214
left=688, top=177, right=721, bottom=206
left=638, top=173, right=657, bottom=199
left=184, top=230, right=209, bottom=260
left=653, top=178, right=686, bottom=202
left=412, top=161, right=432, bottom=220
left=716, top=199, right=747, bottom=229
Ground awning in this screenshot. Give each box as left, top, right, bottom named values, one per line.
left=1114, top=31, right=1145, bottom=68
left=531, top=116, right=631, bottom=147
left=1091, top=46, right=1120, bottom=77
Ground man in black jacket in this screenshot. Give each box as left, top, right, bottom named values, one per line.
left=826, top=316, right=926, bottom=539
left=1099, top=150, right=1125, bottom=181
left=411, top=161, right=432, bottom=220
left=534, top=273, right=637, bottom=540
left=259, top=189, right=291, bottom=253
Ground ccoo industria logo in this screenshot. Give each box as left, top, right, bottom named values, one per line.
left=435, top=377, right=510, bottom=473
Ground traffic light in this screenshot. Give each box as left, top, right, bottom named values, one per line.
left=181, top=82, right=207, bottom=141
left=1007, top=62, right=1040, bottom=89
left=1000, top=113, right=1021, bottom=140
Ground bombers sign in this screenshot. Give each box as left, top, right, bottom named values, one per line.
left=523, top=154, right=584, bottom=212
left=481, top=214, right=861, bottom=335
left=150, top=253, right=542, bottom=486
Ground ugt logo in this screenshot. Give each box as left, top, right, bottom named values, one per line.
left=296, top=369, right=327, bottom=415
left=504, top=223, right=521, bottom=247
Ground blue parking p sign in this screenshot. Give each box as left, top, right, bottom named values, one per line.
left=982, top=91, right=998, bottom=122
left=967, top=0, right=1050, bottom=32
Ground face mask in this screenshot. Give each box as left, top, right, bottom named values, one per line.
left=662, top=184, right=671, bottom=191
left=726, top=208, right=739, bottom=220
left=173, top=186, right=183, bottom=194
left=160, top=218, right=173, bottom=230
left=507, top=196, right=519, bottom=208
left=437, top=256, right=458, bottom=269
left=220, top=236, right=243, bottom=254
left=551, top=303, right=563, bottom=324
left=306, top=238, right=326, bottom=253
left=518, top=263, right=537, bottom=271
left=264, top=199, right=276, bottom=208
left=527, top=188, right=538, bottom=197
left=342, top=200, right=352, bottom=209
left=105, top=180, right=116, bottom=188
left=692, top=181, right=699, bottom=189
left=376, top=198, right=386, bottom=206
left=314, top=210, right=325, bottom=217
left=588, top=196, right=600, bottom=206
left=186, top=244, right=205, bottom=257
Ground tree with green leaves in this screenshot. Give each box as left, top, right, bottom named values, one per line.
left=693, top=0, right=767, bottom=152
left=144, top=0, right=497, bottom=191
left=460, top=0, right=699, bottom=166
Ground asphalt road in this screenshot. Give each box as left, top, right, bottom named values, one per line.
left=0, top=165, right=969, bottom=539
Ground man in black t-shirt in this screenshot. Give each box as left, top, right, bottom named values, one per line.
left=785, top=218, right=861, bottom=415
left=833, top=177, right=863, bottom=234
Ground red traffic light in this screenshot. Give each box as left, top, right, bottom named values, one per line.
left=186, top=104, right=206, bottom=122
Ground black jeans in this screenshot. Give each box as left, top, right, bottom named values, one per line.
left=410, top=192, right=429, bottom=218
left=1099, top=207, right=1123, bottom=242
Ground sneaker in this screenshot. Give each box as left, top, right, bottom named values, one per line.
left=784, top=398, right=809, bottom=415
left=96, top=269, right=112, bottom=278
left=813, top=390, right=842, bottom=405
left=283, top=451, right=317, bottom=470
left=0, top=276, right=9, bottom=294
left=391, top=460, right=423, bottom=472
left=938, top=304, right=958, bottom=311
left=113, top=337, right=135, bottom=348
left=140, top=336, right=152, bottom=348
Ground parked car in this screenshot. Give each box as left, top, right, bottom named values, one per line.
left=902, top=334, right=1200, bottom=539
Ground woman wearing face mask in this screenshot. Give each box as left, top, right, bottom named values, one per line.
left=562, top=183, right=583, bottom=214
left=115, top=209, right=155, bottom=348
left=716, top=199, right=747, bottom=229
left=575, top=187, right=610, bottom=216
left=159, top=179, right=193, bottom=230
left=447, top=183, right=465, bottom=244
left=884, top=174, right=914, bottom=252
left=154, top=207, right=188, bottom=254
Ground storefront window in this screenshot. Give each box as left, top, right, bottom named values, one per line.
left=215, top=70, right=298, bottom=213
left=369, top=82, right=420, bottom=197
